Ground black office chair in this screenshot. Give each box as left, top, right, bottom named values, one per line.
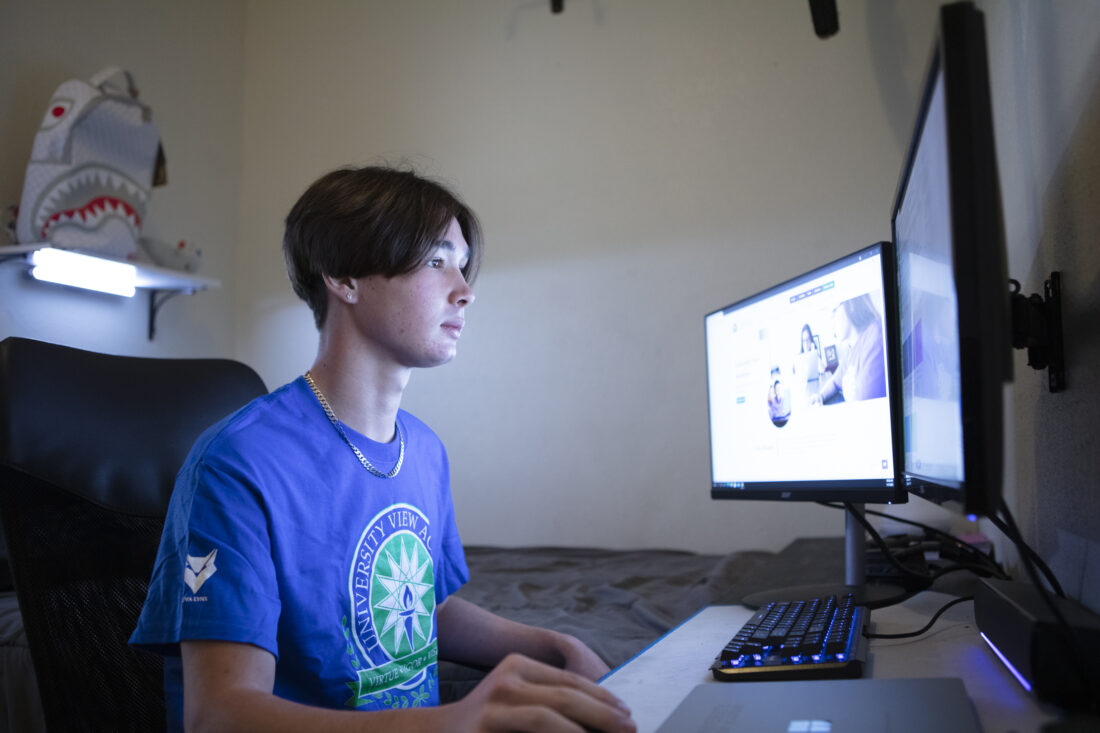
left=0, top=337, right=266, bottom=732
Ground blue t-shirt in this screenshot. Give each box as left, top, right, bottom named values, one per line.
left=130, top=377, right=469, bottom=725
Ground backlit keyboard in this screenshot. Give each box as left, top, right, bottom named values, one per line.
left=710, top=592, right=869, bottom=681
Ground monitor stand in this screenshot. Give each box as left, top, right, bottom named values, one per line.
left=740, top=504, right=911, bottom=610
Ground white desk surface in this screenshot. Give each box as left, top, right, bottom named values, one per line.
left=601, top=592, right=1061, bottom=733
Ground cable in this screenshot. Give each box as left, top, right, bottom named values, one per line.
left=820, top=503, right=1014, bottom=597
left=865, top=596, right=973, bottom=639
left=867, top=508, right=1007, bottom=578
left=820, top=502, right=1018, bottom=594
left=841, top=502, right=932, bottom=582
left=986, top=510, right=1064, bottom=596
left=995, top=500, right=1074, bottom=630
left=927, top=562, right=1004, bottom=582
left=819, top=501, right=1008, bottom=580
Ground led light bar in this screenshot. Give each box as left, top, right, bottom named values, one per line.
left=980, top=631, right=1033, bottom=692
left=30, top=248, right=137, bottom=297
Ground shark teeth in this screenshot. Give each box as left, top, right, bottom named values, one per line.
left=33, top=164, right=149, bottom=233
left=41, top=195, right=141, bottom=239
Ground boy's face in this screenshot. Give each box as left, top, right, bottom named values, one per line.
left=349, top=217, right=475, bottom=370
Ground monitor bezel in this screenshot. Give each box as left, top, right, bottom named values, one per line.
left=890, top=1, right=1011, bottom=517
left=705, top=241, right=907, bottom=505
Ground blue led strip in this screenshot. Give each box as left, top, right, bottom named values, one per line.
left=980, top=631, right=1032, bottom=692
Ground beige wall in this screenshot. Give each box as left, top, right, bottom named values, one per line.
left=236, top=0, right=947, bottom=552
left=0, top=0, right=244, bottom=358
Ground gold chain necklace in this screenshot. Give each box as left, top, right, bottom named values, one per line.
left=303, top=371, right=404, bottom=479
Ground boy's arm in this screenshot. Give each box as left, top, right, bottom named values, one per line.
left=181, top=640, right=441, bottom=732
left=181, top=638, right=631, bottom=732
left=436, top=596, right=611, bottom=681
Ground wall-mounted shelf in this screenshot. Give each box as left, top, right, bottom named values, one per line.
left=0, top=243, right=220, bottom=340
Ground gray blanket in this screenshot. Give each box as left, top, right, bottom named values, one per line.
left=438, top=544, right=779, bottom=701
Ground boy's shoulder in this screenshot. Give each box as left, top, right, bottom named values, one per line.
left=395, top=408, right=448, bottom=461
left=394, top=407, right=434, bottom=437
left=189, top=378, right=312, bottom=460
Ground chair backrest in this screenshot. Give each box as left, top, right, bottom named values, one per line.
left=0, top=337, right=267, bottom=732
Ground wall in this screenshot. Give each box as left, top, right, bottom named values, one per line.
left=0, top=0, right=245, bottom=359
left=982, top=0, right=1100, bottom=610
left=236, top=0, right=949, bottom=553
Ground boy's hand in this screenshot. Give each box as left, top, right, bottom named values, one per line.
left=555, top=632, right=612, bottom=681
left=450, top=653, right=634, bottom=733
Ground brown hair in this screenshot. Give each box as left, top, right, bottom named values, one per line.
left=283, top=166, right=483, bottom=329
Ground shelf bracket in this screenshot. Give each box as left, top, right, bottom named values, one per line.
left=148, top=288, right=188, bottom=341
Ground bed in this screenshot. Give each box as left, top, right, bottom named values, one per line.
left=438, top=538, right=844, bottom=701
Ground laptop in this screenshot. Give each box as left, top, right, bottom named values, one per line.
left=655, top=677, right=983, bottom=733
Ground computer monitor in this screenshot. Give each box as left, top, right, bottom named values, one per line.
left=891, top=1, right=1010, bottom=519
left=705, top=241, right=907, bottom=607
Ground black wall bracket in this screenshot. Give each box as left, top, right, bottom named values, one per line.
left=1010, top=272, right=1066, bottom=393
left=148, top=289, right=189, bottom=341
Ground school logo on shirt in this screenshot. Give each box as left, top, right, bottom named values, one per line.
left=184, top=549, right=217, bottom=596
left=343, top=503, right=437, bottom=709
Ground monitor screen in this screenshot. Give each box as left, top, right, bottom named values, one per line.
left=894, top=72, right=963, bottom=487
left=706, top=242, right=903, bottom=504
left=891, top=1, right=1010, bottom=517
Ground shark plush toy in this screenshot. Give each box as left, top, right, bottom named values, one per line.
left=15, top=67, right=166, bottom=261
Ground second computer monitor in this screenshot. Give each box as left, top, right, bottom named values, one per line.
left=705, top=241, right=904, bottom=506
left=891, top=1, right=1010, bottom=518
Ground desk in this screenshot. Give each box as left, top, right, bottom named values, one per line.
left=601, top=592, right=1059, bottom=732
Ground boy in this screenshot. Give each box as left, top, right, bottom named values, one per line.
left=131, top=166, right=634, bottom=732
